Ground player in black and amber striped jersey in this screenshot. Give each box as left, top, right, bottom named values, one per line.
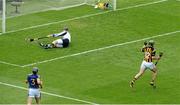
left=130, top=40, right=160, bottom=88
left=142, top=43, right=156, bottom=62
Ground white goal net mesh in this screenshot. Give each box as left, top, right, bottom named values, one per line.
left=0, top=0, right=116, bottom=33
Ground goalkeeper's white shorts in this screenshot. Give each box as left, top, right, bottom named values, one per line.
left=52, top=39, right=63, bottom=48
left=52, top=38, right=69, bottom=48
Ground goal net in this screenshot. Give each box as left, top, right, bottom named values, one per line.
left=0, top=0, right=116, bottom=33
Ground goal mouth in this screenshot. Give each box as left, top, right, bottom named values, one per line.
left=0, top=0, right=116, bottom=33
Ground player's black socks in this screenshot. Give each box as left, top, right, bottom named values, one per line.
left=130, top=78, right=137, bottom=88
left=133, top=77, right=137, bottom=82
left=150, top=80, right=156, bottom=89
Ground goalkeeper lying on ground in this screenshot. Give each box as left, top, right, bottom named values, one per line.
left=39, top=27, right=71, bottom=49
left=94, top=0, right=112, bottom=10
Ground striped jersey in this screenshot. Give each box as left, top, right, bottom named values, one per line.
left=142, top=46, right=156, bottom=62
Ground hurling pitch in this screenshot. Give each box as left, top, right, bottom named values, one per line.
left=0, top=0, right=180, bottom=104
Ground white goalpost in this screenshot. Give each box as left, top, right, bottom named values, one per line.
left=2, top=0, right=5, bottom=33
left=113, top=0, right=116, bottom=10
left=0, top=0, right=116, bottom=34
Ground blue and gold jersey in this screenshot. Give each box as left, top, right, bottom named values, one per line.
left=27, top=74, right=40, bottom=89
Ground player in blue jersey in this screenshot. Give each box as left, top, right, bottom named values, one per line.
left=26, top=67, right=42, bottom=105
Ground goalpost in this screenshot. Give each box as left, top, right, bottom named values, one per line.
left=113, top=0, right=116, bottom=10
left=0, top=0, right=116, bottom=34
left=2, top=0, right=5, bottom=33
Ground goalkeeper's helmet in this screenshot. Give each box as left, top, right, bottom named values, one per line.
left=32, top=67, right=38, bottom=74
left=148, top=40, right=155, bottom=47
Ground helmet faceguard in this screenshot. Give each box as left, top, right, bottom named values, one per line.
left=32, top=67, right=38, bottom=74
left=148, top=40, right=155, bottom=47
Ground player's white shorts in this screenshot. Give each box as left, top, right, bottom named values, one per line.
left=52, top=38, right=70, bottom=48
left=52, top=39, right=63, bottom=48
left=28, top=88, right=40, bottom=98
left=140, top=60, right=155, bottom=70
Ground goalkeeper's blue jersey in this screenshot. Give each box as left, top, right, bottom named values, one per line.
left=27, top=74, right=40, bottom=89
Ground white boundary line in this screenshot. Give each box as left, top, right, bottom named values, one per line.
left=21, top=30, right=180, bottom=67
left=0, top=60, right=21, bottom=67
left=1, top=30, right=179, bottom=67
left=1, top=72, right=180, bottom=105
left=0, top=81, right=98, bottom=105
left=0, top=0, right=176, bottom=67
left=0, top=0, right=167, bottom=35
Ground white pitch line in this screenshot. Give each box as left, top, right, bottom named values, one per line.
left=21, top=30, right=180, bottom=67
left=0, top=81, right=98, bottom=105
left=0, top=60, right=22, bottom=67
left=0, top=30, right=179, bottom=68
left=0, top=0, right=173, bottom=67
left=0, top=0, right=167, bottom=35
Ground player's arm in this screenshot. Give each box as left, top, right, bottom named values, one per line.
left=152, top=49, right=156, bottom=56
left=141, top=41, right=148, bottom=52
left=46, top=32, right=65, bottom=38
left=51, top=31, right=67, bottom=37
left=152, top=56, right=160, bottom=60
left=25, top=75, right=30, bottom=84
left=154, top=52, right=163, bottom=65
left=154, top=52, right=163, bottom=59
left=141, top=45, right=146, bottom=52
left=152, top=49, right=158, bottom=60
left=37, top=78, right=43, bottom=89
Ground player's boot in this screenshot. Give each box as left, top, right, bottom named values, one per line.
left=44, top=44, right=49, bottom=49
left=130, top=80, right=135, bottom=88
left=43, top=44, right=53, bottom=49
left=38, top=42, right=49, bottom=49
left=150, top=81, right=156, bottom=89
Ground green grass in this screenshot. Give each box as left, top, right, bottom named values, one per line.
left=5, top=0, right=85, bottom=17
left=0, top=0, right=180, bottom=104
left=5, top=5, right=101, bottom=32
